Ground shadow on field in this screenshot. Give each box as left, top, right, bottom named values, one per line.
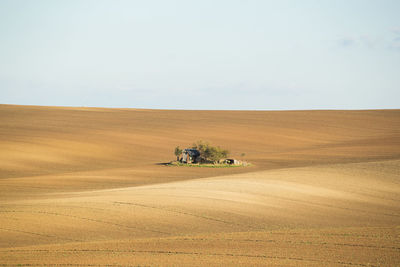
left=155, top=162, right=171, bottom=166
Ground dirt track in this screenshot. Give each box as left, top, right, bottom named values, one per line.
left=1, top=105, right=399, bottom=266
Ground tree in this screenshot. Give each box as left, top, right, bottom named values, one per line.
left=174, top=146, right=182, bottom=161
left=192, top=140, right=229, bottom=163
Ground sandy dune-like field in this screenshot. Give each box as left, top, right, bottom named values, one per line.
left=1, top=104, right=400, bottom=266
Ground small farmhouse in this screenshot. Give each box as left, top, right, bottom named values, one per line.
left=181, top=149, right=200, bottom=163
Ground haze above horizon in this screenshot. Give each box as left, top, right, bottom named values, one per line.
left=1, top=0, right=399, bottom=110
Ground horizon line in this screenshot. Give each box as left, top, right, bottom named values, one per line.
left=1, top=103, right=399, bottom=112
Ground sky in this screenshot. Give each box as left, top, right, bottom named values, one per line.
left=0, top=0, right=399, bottom=110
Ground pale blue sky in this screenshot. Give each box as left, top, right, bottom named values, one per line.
left=0, top=0, right=399, bottom=109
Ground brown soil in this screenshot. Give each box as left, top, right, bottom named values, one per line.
left=1, top=104, right=399, bottom=266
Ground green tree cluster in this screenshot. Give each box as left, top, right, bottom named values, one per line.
left=191, top=140, right=229, bottom=164
left=174, top=146, right=182, bottom=161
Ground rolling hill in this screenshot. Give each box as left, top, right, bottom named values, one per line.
left=0, top=104, right=399, bottom=266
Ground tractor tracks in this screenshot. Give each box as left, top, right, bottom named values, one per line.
left=0, top=248, right=380, bottom=267
left=0, top=210, right=169, bottom=235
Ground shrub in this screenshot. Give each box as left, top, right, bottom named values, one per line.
left=191, top=140, right=229, bottom=164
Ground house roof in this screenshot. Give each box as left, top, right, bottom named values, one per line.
left=183, top=149, right=200, bottom=157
